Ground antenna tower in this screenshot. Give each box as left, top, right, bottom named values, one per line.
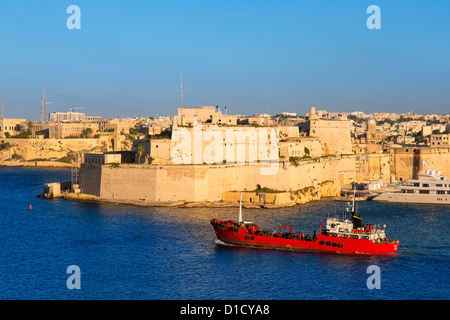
left=40, top=86, right=48, bottom=122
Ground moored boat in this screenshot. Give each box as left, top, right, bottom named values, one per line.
left=373, top=161, right=450, bottom=205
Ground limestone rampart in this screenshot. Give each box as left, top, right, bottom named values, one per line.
left=390, top=147, right=450, bottom=182
left=79, top=155, right=356, bottom=203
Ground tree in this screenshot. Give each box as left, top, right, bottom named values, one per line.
left=304, top=147, right=310, bottom=157
left=15, top=129, right=32, bottom=139
left=81, top=128, right=93, bottom=138
left=137, top=145, right=145, bottom=164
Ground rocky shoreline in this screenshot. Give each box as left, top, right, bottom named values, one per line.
left=61, top=192, right=300, bottom=208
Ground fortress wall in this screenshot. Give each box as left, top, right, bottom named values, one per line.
left=355, top=153, right=391, bottom=182
left=418, top=147, right=450, bottom=177
left=82, top=156, right=356, bottom=203
left=390, top=147, right=450, bottom=181
left=391, top=148, right=419, bottom=181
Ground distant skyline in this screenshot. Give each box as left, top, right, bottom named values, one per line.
left=1, top=0, right=449, bottom=120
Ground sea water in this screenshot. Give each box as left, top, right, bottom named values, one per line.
left=0, top=167, right=448, bottom=300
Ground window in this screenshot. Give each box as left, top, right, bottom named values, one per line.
left=437, top=191, right=445, bottom=195
left=436, top=184, right=443, bottom=187
left=419, top=190, right=430, bottom=194
left=422, top=184, right=429, bottom=188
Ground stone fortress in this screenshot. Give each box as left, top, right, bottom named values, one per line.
left=76, top=106, right=449, bottom=206
left=75, top=106, right=356, bottom=205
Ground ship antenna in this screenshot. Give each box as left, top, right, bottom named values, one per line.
left=238, top=192, right=243, bottom=223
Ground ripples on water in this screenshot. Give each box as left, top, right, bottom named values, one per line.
left=0, top=167, right=448, bottom=299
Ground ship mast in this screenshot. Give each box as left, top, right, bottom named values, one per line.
left=351, top=186, right=356, bottom=213
left=345, top=186, right=357, bottom=219
left=238, top=192, right=243, bottom=223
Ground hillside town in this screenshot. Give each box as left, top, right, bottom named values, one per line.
left=1, top=104, right=450, bottom=206
left=1, top=105, right=449, bottom=163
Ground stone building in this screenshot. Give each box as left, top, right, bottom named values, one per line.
left=177, top=106, right=238, bottom=126
left=279, top=137, right=323, bottom=159
left=48, top=122, right=98, bottom=139
left=364, top=116, right=386, bottom=153
left=308, top=119, right=353, bottom=155
left=430, top=134, right=450, bottom=147
left=365, top=116, right=386, bottom=145
left=0, top=118, right=27, bottom=137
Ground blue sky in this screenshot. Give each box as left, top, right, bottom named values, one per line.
left=0, top=0, right=449, bottom=120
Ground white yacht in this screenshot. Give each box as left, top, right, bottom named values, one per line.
left=373, top=161, right=450, bottom=205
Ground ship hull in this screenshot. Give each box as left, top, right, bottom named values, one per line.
left=212, top=225, right=398, bottom=254
left=373, top=192, right=450, bottom=205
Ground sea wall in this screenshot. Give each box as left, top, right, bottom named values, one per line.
left=79, top=155, right=356, bottom=203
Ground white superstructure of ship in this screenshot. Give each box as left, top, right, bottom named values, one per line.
left=373, top=161, right=450, bottom=205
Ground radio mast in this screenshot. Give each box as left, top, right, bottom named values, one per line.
left=40, top=86, right=47, bottom=122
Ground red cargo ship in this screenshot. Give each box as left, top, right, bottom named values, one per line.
left=211, top=192, right=398, bottom=254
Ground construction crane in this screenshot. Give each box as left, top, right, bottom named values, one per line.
left=69, top=106, right=84, bottom=112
